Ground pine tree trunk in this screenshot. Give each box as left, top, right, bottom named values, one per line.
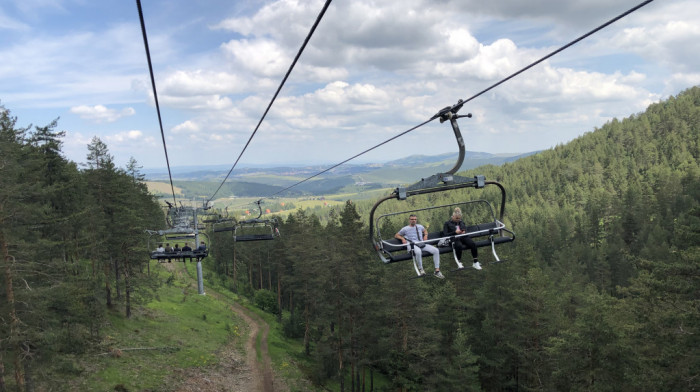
left=1, top=235, right=24, bottom=390
left=124, top=258, right=131, bottom=318
left=277, top=274, right=282, bottom=322
left=232, top=246, right=237, bottom=290
left=338, top=309, right=344, bottom=392
left=361, top=348, right=366, bottom=392
left=267, top=249, right=272, bottom=290
left=351, top=318, right=355, bottom=392
left=304, top=285, right=310, bottom=356
left=0, top=235, right=7, bottom=392
left=351, top=361, right=355, bottom=392
left=22, top=360, right=32, bottom=392
left=248, top=263, right=253, bottom=290
left=114, top=257, right=121, bottom=300
left=224, top=249, right=229, bottom=277
left=104, top=262, right=112, bottom=308
left=0, top=350, right=6, bottom=392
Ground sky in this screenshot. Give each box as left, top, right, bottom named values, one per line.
left=1, top=0, right=699, bottom=170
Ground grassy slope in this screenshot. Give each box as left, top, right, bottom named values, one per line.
left=40, top=246, right=393, bottom=391
left=58, top=259, right=325, bottom=391
left=144, top=181, right=184, bottom=195
left=62, top=262, right=243, bottom=391
left=180, top=265, right=320, bottom=391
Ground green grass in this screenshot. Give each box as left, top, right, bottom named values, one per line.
left=52, top=255, right=379, bottom=392
left=65, top=261, right=246, bottom=391
left=188, top=264, right=320, bottom=391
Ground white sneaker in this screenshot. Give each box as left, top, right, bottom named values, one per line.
left=472, top=261, right=482, bottom=270
left=434, top=271, right=445, bottom=279
left=456, top=262, right=465, bottom=269
left=419, top=269, right=426, bottom=276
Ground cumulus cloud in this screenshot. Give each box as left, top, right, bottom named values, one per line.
left=3, top=0, right=697, bottom=167
left=70, top=105, right=135, bottom=123
left=221, top=39, right=291, bottom=77
left=158, top=94, right=235, bottom=111
left=172, top=120, right=200, bottom=134
left=610, top=20, right=700, bottom=74
left=160, top=70, right=249, bottom=96
left=163, top=0, right=697, bottom=163
left=105, top=130, right=145, bottom=143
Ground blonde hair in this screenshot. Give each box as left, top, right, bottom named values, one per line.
left=452, top=207, right=462, bottom=219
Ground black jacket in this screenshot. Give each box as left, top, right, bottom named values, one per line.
left=443, top=220, right=467, bottom=236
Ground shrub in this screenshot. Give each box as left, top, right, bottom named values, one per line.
left=253, top=289, right=278, bottom=314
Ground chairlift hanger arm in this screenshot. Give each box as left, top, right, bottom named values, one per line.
left=431, top=100, right=472, bottom=176
left=253, top=200, right=264, bottom=219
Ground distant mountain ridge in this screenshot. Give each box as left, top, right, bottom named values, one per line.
left=143, top=150, right=536, bottom=185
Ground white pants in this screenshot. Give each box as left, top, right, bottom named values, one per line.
left=409, top=243, right=440, bottom=270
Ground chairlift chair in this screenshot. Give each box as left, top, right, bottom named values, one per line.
left=369, top=100, right=515, bottom=277
left=146, top=218, right=209, bottom=262
left=232, top=200, right=280, bottom=242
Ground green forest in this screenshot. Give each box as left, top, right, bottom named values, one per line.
left=1, top=86, right=699, bottom=391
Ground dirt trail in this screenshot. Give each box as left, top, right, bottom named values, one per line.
left=160, top=262, right=283, bottom=392
left=229, top=301, right=276, bottom=392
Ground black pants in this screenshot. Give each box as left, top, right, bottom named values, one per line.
left=455, top=237, right=478, bottom=260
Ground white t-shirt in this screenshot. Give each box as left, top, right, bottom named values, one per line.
left=398, top=224, right=425, bottom=242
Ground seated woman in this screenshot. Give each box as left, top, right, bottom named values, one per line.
left=164, top=243, right=174, bottom=263
left=443, top=207, right=482, bottom=270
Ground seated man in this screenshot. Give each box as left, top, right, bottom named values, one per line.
left=182, top=242, right=193, bottom=262
left=395, top=214, right=443, bottom=279
left=195, top=241, right=207, bottom=262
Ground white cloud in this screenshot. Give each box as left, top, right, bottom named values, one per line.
left=70, top=105, right=135, bottom=123
left=165, top=0, right=699, bottom=165
left=160, top=70, right=249, bottom=96
left=172, top=120, right=200, bottom=134
left=105, top=130, right=146, bottom=143
left=611, top=20, right=700, bottom=74
left=2, top=0, right=698, bottom=168
left=221, top=39, right=290, bottom=77
left=158, top=94, right=235, bottom=111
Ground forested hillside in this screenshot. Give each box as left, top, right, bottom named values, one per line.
left=211, top=87, right=699, bottom=391
left=0, top=106, right=164, bottom=390
left=1, top=86, right=698, bottom=391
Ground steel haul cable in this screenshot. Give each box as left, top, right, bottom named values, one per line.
left=226, top=0, right=656, bottom=211
left=136, top=0, right=177, bottom=207
left=206, top=0, right=334, bottom=205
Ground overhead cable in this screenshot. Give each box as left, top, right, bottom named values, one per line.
left=236, top=0, right=656, bottom=208
left=206, top=0, right=334, bottom=205
left=268, top=118, right=436, bottom=199
left=136, top=0, right=177, bottom=206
